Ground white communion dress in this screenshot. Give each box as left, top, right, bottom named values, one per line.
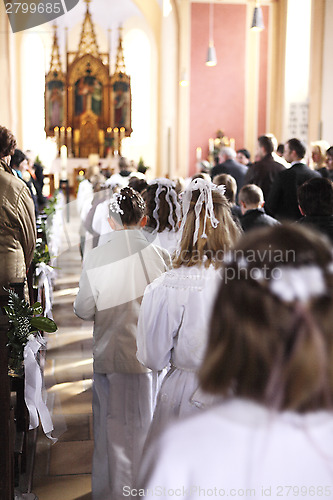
left=138, top=398, right=333, bottom=500
left=136, top=263, right=221, bottom=445
left=142, top=227, right=181, bottom=256
left=74, top=229, right=171, bottom=500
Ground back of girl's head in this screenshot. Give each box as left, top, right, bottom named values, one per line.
left=213, top=173, right=237, bottom=204
left=128, top=176, right=148, bottom=194
left=200, top=224, right=333, bottom=412
left=142, top=179, right=180, bottom=233
left=173, top=178, right=241, bottom=269
left=109, top=186, right=145, bottom=226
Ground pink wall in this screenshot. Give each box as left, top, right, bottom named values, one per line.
left=258, top=5, right=269, bottom=136
left=189, top=3, right=269, bottom=175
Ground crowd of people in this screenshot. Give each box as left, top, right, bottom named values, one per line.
left=74, top=134, right=333, bottom=499
left=2, top=121, right=333, bottom=499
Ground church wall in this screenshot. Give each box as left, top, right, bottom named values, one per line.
left=0, top=2, right=18, bottom=138
left=189, top=3, right=247, bottom=174
left=257, top=5, right=269, bottom=138
left=321, top=0, right=333, bottom=144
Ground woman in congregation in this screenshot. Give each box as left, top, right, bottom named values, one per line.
left=136, top=178, right=241, bottom=446
left=74, top=186, right=171, bottom=500
left=142, top=178, right=181, bottom=255
left=0, top=126, right=36, bottom=297
left=138, top=224, right=333, bottom=499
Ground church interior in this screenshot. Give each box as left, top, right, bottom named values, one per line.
left=1, top=0, right=333, bottom=499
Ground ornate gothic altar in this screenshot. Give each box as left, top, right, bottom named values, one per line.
left=45, top=0, right=132, bottom=158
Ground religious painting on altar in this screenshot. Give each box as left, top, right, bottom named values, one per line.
left=111, top=74, right=131, bottom=132
left=74, top=76, right=103, bottom=116
left=45, top=80, right=64, bottom=132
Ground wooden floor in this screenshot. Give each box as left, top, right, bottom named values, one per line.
left=32, top=205, right=94, bottom=500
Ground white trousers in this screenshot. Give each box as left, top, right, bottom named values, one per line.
left=92, top=371, right=158, bottom=500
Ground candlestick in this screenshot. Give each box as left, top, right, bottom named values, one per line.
left=66, top=127, right=72, bottom=156
left=60, top=145, right=68, bottom=180
left=60, top=145, right=67, bottom=166
left=54, top=126, right=60, bottom=153
left=60, top=126, right=65, bottom=147
left=113, top=127, right=119, bottom=155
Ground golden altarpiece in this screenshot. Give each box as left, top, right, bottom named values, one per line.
left=45, top=0, right=132, bottom=158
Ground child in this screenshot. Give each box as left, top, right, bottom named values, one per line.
left=239, top=183, right=279, bottom=232
left=138, top=224, right=333, bottom=499
left=136, top=178, right=241, bottom=445
left=213, top=172, right=242, bottom=221
left=74, top=186, right=171, bottom=500
left=141, top=178, right=181, bottom=255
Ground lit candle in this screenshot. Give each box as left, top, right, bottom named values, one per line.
left=230, top=138, right=235, bottom=150
left=196, top=147, right=202, bottom=161
left=113, top=127, right=119, bottom=154
left=60, top=126, right=65, bottom=147
left=66, top=127, right=72, bottom=155
left=120, top=127, right=125, bottom=142
left=209, top=138, right=214, bottom=153
left=54, top=126, right=59, bottom=151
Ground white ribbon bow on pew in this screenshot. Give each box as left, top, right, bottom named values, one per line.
left=24, top=334, right=57, bottom=443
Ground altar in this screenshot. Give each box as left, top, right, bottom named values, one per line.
left=49, top=156, right=119, bottom=195
left=45, top=0, right=132, bottom=160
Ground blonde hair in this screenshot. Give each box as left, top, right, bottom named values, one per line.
left=200, top=224, right=333, bottom=412
left=173, top=189, right=241, bottom=269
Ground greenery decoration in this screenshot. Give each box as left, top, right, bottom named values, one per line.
left=33, top=238, right=51, bottom=266
left=3, top=288, right=57, bottom=375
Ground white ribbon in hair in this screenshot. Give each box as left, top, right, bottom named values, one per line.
left=180, top=178, right=222, bottom=244
left=35, top=263, right=55, bottom=319
left=269, top=265, right=326, bottom=303
left=149, top=178, right=181, bottom=233
left=24, top=334, right=57, bottom=442
left=109, top=192, right=124, bottom=215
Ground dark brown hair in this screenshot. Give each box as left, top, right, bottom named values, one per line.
left=109, top=186, right=145, bottom=226
left=200, top=224, right=333, bottom=412
left=0, top=126, right=17, bottom=158
left=142, top=183, right=179, bottom=232
left=297, top=177, right=333, bottom=216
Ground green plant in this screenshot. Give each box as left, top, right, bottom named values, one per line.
left=4, top=288, right=57, bottom=375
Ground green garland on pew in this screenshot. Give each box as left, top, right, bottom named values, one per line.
left=3, top=288, right=57, bottom=375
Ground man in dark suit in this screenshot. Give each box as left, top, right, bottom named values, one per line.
left=297, top=177, right=333, bottom=243
left=244, top=135, right=285, bottom=201
left=211, top=147, right=247, bottom=199
left=266, top=138, right=320, bottom=221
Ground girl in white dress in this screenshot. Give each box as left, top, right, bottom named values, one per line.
left=136, top=178, right=241, bottom=444
left=138, top=224, right=333, bottom=499
left=74, top=187, right=171, bottom=500
left=142, top=178, right=181, bottom=255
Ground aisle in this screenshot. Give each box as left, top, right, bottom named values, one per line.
left=33, top=207, right=94, bottom=500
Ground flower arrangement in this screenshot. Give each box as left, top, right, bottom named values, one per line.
left=3, top=288, right=57, bottom=376
left=33, top=238, right=51, bottom=267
